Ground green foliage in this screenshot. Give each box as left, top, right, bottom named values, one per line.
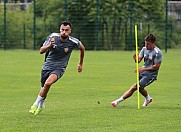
left=0, top=0, right=181, bottom=50
left=0, top=50, right=181, bottom=131
left=32, top=0, right=171, bottom=50
left=0, top=6, right=4, bottom=45
left=136, top=0, right=165, bottom=21
left=0, top=4, right=34, bottom=49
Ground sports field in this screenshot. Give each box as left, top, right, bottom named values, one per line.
left=0, top=49, right=180, bottom=132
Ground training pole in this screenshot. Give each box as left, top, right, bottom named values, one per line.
left=134, top=25, right=140, bottom=109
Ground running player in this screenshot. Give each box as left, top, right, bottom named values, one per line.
left=111, top=34, right=162, bottom=107
left=29, top=21, right=85, bottom=115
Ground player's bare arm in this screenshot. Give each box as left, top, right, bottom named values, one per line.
left=133, top=53, right=143, bottom=63
left=78, top=44, right=85, bottom=73
left=138, top=62, right=161, bottom=73
left=40, top=38, right=55, bottom=54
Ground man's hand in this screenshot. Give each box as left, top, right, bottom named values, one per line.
left=133, top=53, right=136, bottom=60
left=134, top=67, right=145, bottom=73
left=77, top=44, right=85, bottom=73
left=77, top=63, right=83, bottom=73
left=133, top=53, right=143, bottom=63
left=50, top=38, right=55, bottom=47
left=134, top=63, right=160, bottom=73
left=40, top=37, right=56, bottom=54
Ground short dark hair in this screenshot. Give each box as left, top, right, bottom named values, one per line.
left=145, top=34, right=156, bottom=43
left=61, top=21, right=72, bottom=28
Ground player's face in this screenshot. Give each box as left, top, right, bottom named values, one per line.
left=60, top=25, right=71, bottom=39
left=145, top=41, right=155, bottom=50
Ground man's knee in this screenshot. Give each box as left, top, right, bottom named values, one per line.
left=44, top=74, right=58, bottom=87
left=44, top=81, right=53, bottom=87
left=130, top=84, right=137, bottom=91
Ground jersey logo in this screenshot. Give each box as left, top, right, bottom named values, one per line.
left=149, top=55, right=153, bottom=60
left=53, top=44, right=57, bottom=48
left=64, top=48, right=69, bottom=52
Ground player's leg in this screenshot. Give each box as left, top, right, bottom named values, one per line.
left=140, top=89, right=152, bottom=106
left=111, top=84, right=137, bottom=107
left=40, top=69, right=65, bottom=97
left=36, top=84, right=46, bottom=113
left=122, top=84, right=137, bottom=99
left=34, top=74, right=58, bottom=115
left=34, top=70, right=64, bottom=115
left=29, top=94, right=45, bottom=114
left=39, top=74, right=58, bottom=97
left=32, top=75, right=57, bottom=108
left=139, top=76, right=155, bottom=106
left=29, top=70, right=54, bottom=114
left=29, top=94, right=46, bottom=114
left=39, top=84, right=46, bottom=108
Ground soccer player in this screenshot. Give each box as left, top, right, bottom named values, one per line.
left=111, top=34, right=162, bottom=107
left=29, top=21, right=85, bottom=115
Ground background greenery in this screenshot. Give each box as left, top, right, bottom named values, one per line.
left=0, top=50, right=180, bottom=131
left=0, top=0, right=181, bottom=50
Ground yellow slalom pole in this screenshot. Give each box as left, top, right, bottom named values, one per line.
left=135, top=25, right=140, bottom=109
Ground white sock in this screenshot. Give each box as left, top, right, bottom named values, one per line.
left=33, top=95, right=44, bottom=106
left=38, top=99, right=45, bottom=108
left=145, top=95, right=151, bottom=100
left=117, top=97, right=124, bottom=103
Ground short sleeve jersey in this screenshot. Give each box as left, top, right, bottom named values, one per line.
left=139, top=46, right=162, bottom=78
left=42, top=33, right=82, bottom=70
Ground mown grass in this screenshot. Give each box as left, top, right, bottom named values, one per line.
left=0, top=49, right=180, bottom=132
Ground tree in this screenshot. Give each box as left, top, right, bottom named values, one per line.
left=1, top=0, right=178, bottom=50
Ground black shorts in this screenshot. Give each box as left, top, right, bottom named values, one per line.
left=139, top=72, right=156, bottom=89
left=40, top=68, right=65, bottom=84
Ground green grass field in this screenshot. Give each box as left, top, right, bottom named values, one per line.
left=0, top=49, right=180, bottom=132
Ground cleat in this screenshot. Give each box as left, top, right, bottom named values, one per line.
left=34, top=108, right=43, bottom=115
left=111, top=100, right=118, bottom=107
left=29, top=104, right=38, bottom=114
left=142, top=98, right=153, bottom=106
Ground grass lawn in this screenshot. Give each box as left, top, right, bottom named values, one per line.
left=0, top=49, right=180, bottom=132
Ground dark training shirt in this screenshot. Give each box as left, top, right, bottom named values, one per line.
left=139, top=46, right=163, bottom=79
left=42, top=33, right=82, bottom=70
